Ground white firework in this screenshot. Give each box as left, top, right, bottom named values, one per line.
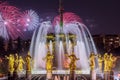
left=0, top=13, right=9, bottom=40
left=20, top=9, right=40, bottom=31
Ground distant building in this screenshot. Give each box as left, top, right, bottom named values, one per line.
left=93, top=34, right=120, bottom=53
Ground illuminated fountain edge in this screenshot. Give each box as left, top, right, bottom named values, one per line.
left=31, top=70, right=90, bottom=74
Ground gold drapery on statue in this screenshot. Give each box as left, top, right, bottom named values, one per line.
left=26, top=51, right=32, bottom=72
left=43, top=51, right=54, bottom=72
left=68, top=52, right=79, bottom=71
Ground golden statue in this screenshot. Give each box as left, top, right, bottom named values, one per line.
left=89, top=53, right=97, bottom=70
left=14, top=53, right=19, bottom=72
left=103, top=53, right=109, bottom=71
left=43, top=51, right=54, bottom=72
left=97, top=54, right=103, bottom=71
left=26, top=51, right=32, bottom=71
left=68, top=52, right=79, bottom=71
left=18, top=56, right=25, bottom=72
left=108, top=53, right=117, bottom=71
left=5, top=54, right=15, bottom=73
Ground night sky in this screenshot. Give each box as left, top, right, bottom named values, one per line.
left=2, top=0, right=120, bottom=35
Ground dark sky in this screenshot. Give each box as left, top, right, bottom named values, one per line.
left=2, top=0, right=120, bottom=35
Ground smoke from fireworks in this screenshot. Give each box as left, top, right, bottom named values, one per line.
left=0, top=2, right=23, bottom=40
left=53, top=12, right=83, bottom=26
left=19, top=10, right=39, bottom=31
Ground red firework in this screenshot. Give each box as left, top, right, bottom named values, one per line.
left=53, top=12, right=83, bottom=26
left=0, top=2, right=22, bottom=40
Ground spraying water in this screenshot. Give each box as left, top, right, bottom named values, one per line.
left=30, top=22, right=97, bottom=70
left=30, top=12, right=98, bottom=73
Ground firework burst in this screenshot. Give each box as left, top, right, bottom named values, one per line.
left=53, top=12, right=82, bottom=26
left=0, top=2, right=22, bottom=40
left=19, top=10, right=39, bottom=31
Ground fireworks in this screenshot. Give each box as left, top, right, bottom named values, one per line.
left=0, top=2, right=83, bottom=40
left=53, top=12, right=82, bottom=26
left=0, top=2, right=23, bottom=40
left=0, top=2, right=40, bottom=40
left=19, top=10, right=39, bottom=31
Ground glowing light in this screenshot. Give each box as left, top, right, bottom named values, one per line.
left=27, top=18, right=30, bottom=22
left=26, top=23, right=29, bottom=26
left=4, top=21, right=8, bottom=25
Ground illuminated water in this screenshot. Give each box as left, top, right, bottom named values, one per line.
left=30, top=21, right=97, bottom=73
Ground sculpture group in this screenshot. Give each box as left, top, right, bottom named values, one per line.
left=4, top=50, right=117, bottom=80
left=5, top=51, right=33, bottom=79
left=5, top=54, right=25, bottom=74
left=89, top=53, right=117, bottom=72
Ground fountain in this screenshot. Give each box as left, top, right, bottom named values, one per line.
left=30, top=13, right=98, bottom=74
left=29, top=0, right=98, bottom=75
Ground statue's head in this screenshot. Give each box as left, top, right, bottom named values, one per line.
left=9, top=54, right=12, bottom=57
left=90, top=53, right=94, bottom=58
left=15, top=53, right=18, bottom=58
left=27, top=51, right=31, bottom=58
left=19, top=56, right=22, bottom=59
left=91, top=52, right=94, bottom=55
left=104, top=53, right=108, bottom=56
left=98, top=54, right=101, bottom=57
left=28, top=51, right=30, bottom=55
